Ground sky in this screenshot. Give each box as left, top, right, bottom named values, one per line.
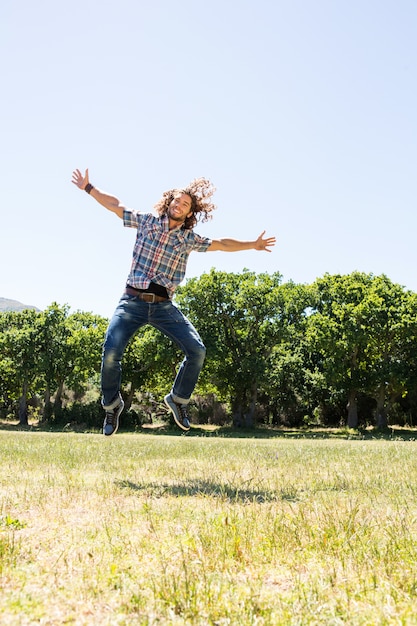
left=1, top=0, right=416, bottom=319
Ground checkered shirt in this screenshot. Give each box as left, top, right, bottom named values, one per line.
left=123, top=210, right=211, bottom=297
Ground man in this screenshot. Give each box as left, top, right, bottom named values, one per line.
left=71, top=168, right=276, bottom=435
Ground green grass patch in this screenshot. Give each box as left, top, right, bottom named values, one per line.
left=1, top=430, right=417, bottom=624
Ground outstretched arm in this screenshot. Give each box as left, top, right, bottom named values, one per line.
left=208, top=231, right=276, bottom=252
left=71, top=168, right=126, bottom=219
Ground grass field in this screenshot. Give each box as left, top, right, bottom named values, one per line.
left=1, top=427, right=417, bottom=625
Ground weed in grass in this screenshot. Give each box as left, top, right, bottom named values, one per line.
left=0, top=515, right=25, bottom=578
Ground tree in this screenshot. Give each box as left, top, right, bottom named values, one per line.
left=177, top=269, right=289, bottom=426
left=38, top=306, right=108, bottom=421
left=38, top=304, right=72, bottom=420
left=122, top=326, right=179, bottom=412
left=364, top=279, right=417, bottom=427
left=0, top=310, right=42, bottom=425
left=261, top=281, right=315, bottom=425
left=65, top=310, right=108, bottom=394
left=307, top=272, right=417, bottom=428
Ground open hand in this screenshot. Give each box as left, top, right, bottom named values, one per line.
left=254, top=231, right=276, bottom=252
left=71, top=168, right=89, bottom=190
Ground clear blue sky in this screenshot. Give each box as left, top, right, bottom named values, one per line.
left=1, top=0, right=416, bottom=318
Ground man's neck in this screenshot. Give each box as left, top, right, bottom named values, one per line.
left=168, top=217, right=185, bottom=231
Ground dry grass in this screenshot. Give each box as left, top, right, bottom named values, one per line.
left=1, top=430, right=417, bottom=624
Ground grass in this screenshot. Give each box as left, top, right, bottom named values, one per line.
left=1, top=428, right=417, bottom=624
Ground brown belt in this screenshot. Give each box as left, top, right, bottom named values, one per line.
left=125, top=286, right=169, bottom=303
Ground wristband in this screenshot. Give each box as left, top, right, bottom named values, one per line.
left=84, top=183, right=94, bottom=194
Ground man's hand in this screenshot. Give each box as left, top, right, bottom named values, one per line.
left=71, top=167, right=125, bottom=218
left=254, top=231, right=276, bottom=252
left=71, top=168, right=89, bottom=190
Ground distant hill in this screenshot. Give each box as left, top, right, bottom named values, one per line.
left=0, top=297, right=41, bottom=312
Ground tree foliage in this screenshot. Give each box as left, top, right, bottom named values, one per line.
left=1, top=271, right=417, bottom=429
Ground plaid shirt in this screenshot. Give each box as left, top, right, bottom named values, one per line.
left=123, top=210, right=211, bottom=297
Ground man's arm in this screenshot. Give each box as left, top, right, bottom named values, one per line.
left=208, top=231, right=276, bottom=252
left=71, top=168, right=126, bottom=219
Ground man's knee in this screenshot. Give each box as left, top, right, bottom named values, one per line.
left=194, top=342, right=206, bottom=365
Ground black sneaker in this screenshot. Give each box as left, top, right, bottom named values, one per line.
left=164, top=394, right=191, bottom=431
left=103, top=399, right=124, bottom=436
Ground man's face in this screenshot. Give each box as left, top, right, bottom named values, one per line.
left=168, top=192, right=193, bottom=224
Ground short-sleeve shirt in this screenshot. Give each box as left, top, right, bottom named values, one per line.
left=123, top=210, right=211, bottom=298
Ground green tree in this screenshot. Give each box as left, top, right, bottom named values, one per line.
left=307, top=272, right=417, bottom=428
left=177, top=269, right=288, bottom=426
left=0, top=310, right=42, bottom=425
left=364, top=279, right=417, bottom=427
left=65, top=310, right=108, bottom=394
left=399, top=290, right=417, bottom=425
left=122, top=326, right=179, bottom=412
left=38, top=304, right=72, bottom=420
left=261, top=281, right=315, bottom=425
left=39, top=305, right=108, bottom=421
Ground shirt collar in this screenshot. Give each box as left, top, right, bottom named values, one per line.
left=161, top=214, right=189, bottom=237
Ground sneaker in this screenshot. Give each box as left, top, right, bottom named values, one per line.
left=103, top=399, right=124, bottom=436
left=164, top=394, right=191, bottom=431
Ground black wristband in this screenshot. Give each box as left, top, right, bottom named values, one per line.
left=84, top=183, right=94, bottom=194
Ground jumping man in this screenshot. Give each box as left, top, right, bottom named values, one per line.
left=71, top=169, right=276, bottom=435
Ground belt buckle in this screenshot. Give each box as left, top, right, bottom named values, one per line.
left=143, top=293, right=156, bottom=303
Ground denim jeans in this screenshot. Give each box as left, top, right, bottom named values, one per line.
left=101, top=293, right=206, bottom=409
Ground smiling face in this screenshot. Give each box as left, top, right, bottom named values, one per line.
left=167, top=192, right=193, bottom=228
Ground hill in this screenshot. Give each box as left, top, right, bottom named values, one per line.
left=0, top=297, right=40, bottom=312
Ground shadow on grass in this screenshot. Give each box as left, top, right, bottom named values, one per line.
left=115, top=478, right=298, bottom=503
left=1, top=420, right=416, bottom=441
left=140, top=423, right=417, bottom=441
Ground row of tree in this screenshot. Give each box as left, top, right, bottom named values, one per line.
left=1, top=270, right=417, bottom=430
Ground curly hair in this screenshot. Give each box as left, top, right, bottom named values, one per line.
left=154, top=177, right=217, bottom=230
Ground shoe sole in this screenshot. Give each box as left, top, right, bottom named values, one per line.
left=164, top=396, right=190, bottom=431
left=103, top=401, right=124, bottom=436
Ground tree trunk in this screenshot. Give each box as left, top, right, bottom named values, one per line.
left=125, top=386, right=135, bottom=412
left=376, top=384, right=388, bottom=429
left=232, top=401, right=243, bottom=427
left=347, top=389, right=358, bottom=428
left=18, top=380, right=29, bottom=427
left=42, top=384, right=53, bottom=423
left=53, top=380, right=65, bottom=418
left=243, top=384, right=258, bottom=428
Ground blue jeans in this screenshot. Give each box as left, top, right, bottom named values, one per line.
left=101, top=293, right=206, bottom=409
